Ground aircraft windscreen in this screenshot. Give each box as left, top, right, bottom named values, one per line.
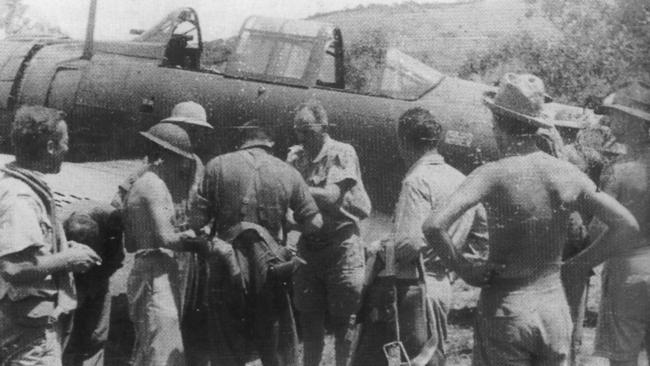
left=379, top=48, right=445, bottom=100
left=235, top=30, right=313, bottom=79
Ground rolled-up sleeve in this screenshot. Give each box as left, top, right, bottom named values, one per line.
left=0, top=195, right=46, bottom=259
left=289, top=169, right=320, bottom=224
left=326, top=147, right=359, bottom=187
left=393, top=180, right=430, bottom=258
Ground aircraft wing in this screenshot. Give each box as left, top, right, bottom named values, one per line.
left=0, top=154, right=138, bottom=208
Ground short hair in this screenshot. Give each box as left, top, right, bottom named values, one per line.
left=64, top=213, right=100, bottom=248
left=397, top=107, right=443, bottom=149
left=239, top=118, right=274, bottom=144
left=105, top=209, right=123, bottom=238
left=493, top=114, right=538, bottom=135
left=11, top=105, right=66, bottom=161
left=294, top=99, right=328, bottom=127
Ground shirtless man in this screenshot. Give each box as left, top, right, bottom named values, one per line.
left=422, top=73, right=640, bottom=366
left=592, top=81, right=650, bottom=366
left=123, top=123, right=208, bottom=366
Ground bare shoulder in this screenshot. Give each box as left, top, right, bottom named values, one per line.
left=466, top=160, right=504, bottom=182
left=547, top=157, right=598, bottom=205
left=130, top=171, right=169, bottom=203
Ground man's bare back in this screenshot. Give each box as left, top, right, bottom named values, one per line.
left=424, top=72, right=640, bottom=366
left=478, top=151, right=596, bottom=282
left=602, top=153, right=650, bottom=237
left=124, top=171, right=175, bottom=252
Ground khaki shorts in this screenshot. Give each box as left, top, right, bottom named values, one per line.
left=595, top=250, right=650, bottom=362
left=473, top=284, right=571, bottom=366
left=127, top=250, right=185, bottom=366
left=293, top=232, right=365, bottom=317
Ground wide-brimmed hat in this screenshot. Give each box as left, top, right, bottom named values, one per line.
left=547, top=105, right=591, bottom=130
left=483, top=73, right=554, bottom=129
left=594, top=81, right=650, bottom=122
left=139, top=123, right=193, bottom=159
left=227, top=119, right=275, bottom=149
left=161, top=101, right=213, bottom=129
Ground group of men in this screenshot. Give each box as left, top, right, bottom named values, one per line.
left=0, top=72, right=648, bottom=366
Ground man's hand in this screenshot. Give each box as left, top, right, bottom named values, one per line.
left=66, top=241, right=102, bottom=273
left=206, top=237, right=235, bottom=260
left=395, top=240, right=422, bottom=263
left=456, top=257, right=504, bottom=287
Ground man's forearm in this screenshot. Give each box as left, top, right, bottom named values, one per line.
left=161, top=230, right=208, bottom=253
left=309, top=186, right=342, bottom=213
left=188, top=196, right=211, bottom=231
left=300, top=213, right=323, bottom=235
left=1, top=252, right=72, bottom=283
left=566, top=224, right=643, bottom=269
left=424, top=227, right=464, bottom=272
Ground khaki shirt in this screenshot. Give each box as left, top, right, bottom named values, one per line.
left=288, top=135, right=370, bottom=234
left=191, top=147, right=319, bottom=241
left=392, top=152, right=488, bottom=279
left=0, top=173, right=76, bottom=318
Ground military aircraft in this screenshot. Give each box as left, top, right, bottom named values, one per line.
left=0, top=4, right=596, bottom=211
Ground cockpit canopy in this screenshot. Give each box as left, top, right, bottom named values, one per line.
left=226, top=16, right=444, bottom=99
left=226, top=16, right=340, bottom=88
left=378, top=48, right=445, bottom=100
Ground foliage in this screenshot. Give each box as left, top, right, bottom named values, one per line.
left=458, top=0, right=650, bottom=104
left=343, top=28, right=389, bottom=94
left=201, top=37, right=236, bottom=71
left=0, top=0, right=63, bottom=37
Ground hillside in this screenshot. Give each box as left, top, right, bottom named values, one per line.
left=309, top=0, right=560, bottom=75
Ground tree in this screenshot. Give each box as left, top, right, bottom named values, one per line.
left=459, top=0, right=650, bottom=104
left=0, top=0, right=63, bottom=37
left=344, top=28, right=389, bottom=94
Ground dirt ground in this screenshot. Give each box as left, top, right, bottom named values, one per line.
left=105, top=253, right=649, bottom=366
left=101, top=214, right=650, bottom=365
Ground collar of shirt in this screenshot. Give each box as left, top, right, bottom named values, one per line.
left=239, top=140, right=274, bottom=151
left=311, top=134, right=333, bottom=163
left=405, top=151, right=445, bottom=176
left=240, top=145, right=272, bottom=154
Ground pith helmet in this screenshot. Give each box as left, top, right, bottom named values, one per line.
left=139, top=123, right=193, bottom=159
left=483, top=73, right=554, bottom=129
left=161, top=101, right=213, bottom=128
left=595, top=81, right=650, bottom=122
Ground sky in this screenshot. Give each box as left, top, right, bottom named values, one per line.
left=22, top=0, right=462, bottom=41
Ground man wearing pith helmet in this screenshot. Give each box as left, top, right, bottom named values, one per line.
left=111, top=102, right=213, bottom=365
left=123, top=123, right=210, bottom=366
left=161, top=101, right=214, bottom=366
left=113, top=101, right=212, bottom=209
left=162, top=101, right=213, bottom=129
left=157, top=100, right=212, bottom=198
left=592, top=81, right=650, bottom=366
left=422, top=73, right=639, bottom=366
